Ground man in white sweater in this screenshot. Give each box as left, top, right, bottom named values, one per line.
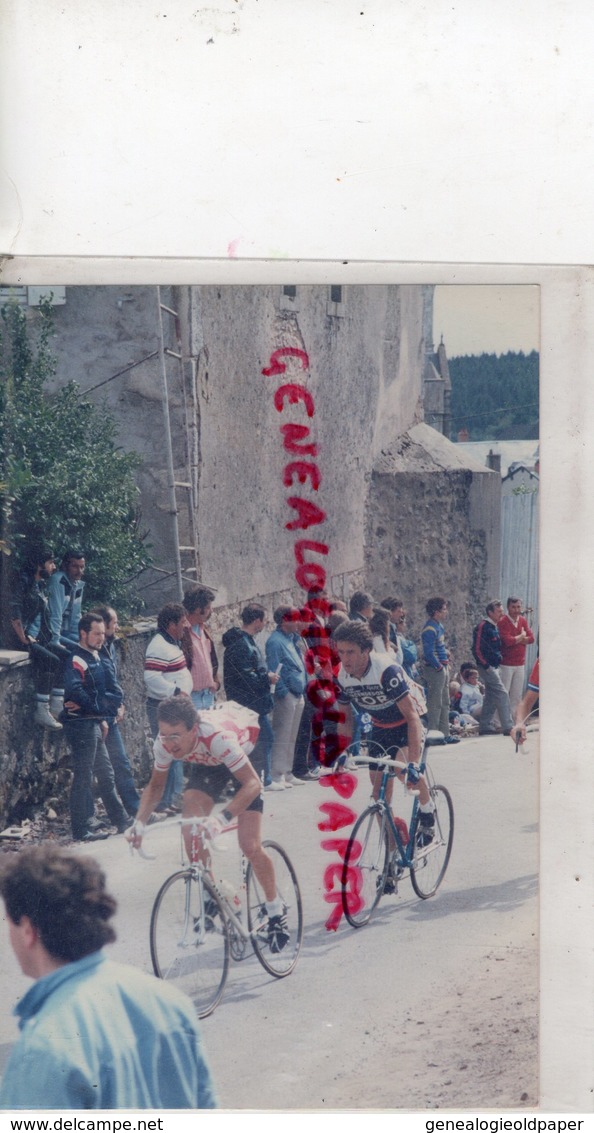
left=144, top=602, right=192, bottom=812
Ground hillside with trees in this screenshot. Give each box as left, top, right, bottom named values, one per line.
left=449, top=350, right=539, bottom=441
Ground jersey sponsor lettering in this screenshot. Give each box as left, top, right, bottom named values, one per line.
left=337, top=655, right=409, bottom=726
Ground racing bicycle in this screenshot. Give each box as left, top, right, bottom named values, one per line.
left=337, top=731, right=454, bottom=928
left=147, top=817, right=303, bottom=1017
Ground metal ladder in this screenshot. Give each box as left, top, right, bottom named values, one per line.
left=156, top=285, right=200, bottom=600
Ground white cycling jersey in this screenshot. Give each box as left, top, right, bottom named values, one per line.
left=153, top=702, right=259, bottom=774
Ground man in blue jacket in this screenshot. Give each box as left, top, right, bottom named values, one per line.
left=222, top=603, right=278, bottom=786
left=0, top=846, right=216, bottom=1110
left=420, top=596, right=459, bottom=745
left=265, top=606, right=307, bottom=790
left=62, top=612, right=131, bottom=842
left=472, top=599, right=514, bottom=736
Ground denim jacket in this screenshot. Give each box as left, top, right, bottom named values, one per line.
left=265, top=627, right=307, bottom=699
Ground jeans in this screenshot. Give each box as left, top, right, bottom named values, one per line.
left=63, top=719, right=128, bottom=839
left=105, top=721, right=141, bottom=816
left=255, top=711, right=274, bottom=784
left=292, top=694, right=315, bottom=777
left=190, top=689, right=216, bottom=710
left=28, top=640, right=63, bottom=696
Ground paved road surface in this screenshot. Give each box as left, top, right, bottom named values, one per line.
left=0, top=731, right=538, bottom=1110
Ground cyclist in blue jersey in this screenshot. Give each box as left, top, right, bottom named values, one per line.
left=333, top=620, right=435, bottom=841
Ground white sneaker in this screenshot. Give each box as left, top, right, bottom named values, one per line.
left=282, top=776, right=294, bottom=788
left=285, top=774, right=306, bottom=786
left=266, top=780, right=285, bottom=791
left=35, top=697, right=63, bottom=730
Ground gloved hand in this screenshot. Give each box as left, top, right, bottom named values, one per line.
left=200, top=814, right=226, bottom=842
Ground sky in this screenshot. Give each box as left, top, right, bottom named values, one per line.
left=433, top=285, right=540, bottom=358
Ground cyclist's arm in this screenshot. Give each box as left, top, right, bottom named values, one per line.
left=132, top=767, right=169, bottom=839
left=224, top=761, right=261, bottom=817
left=398, top=692, right=423, bottom=762
left=511, top=687, right=539, bottom=743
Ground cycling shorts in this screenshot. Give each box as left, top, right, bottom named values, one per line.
left=366, top=723, right=408, bottom=770
left=185, top=762, right=264, bottom=813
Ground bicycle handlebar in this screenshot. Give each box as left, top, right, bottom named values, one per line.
left=345, top=753, right=409, bottom=772
left=325, top=752, right=422, bottom=784
left=128, top=814, right=238, bottom=860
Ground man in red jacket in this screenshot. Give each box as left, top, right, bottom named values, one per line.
left=498, top=597, right=535, bottom=715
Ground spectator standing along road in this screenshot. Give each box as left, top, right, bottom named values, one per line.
left=420, top=597, right=459, bottom=745
left=93, top=604, right=141, bottom=819
left=182, top=587, right=220, bottom=711
left=0, top=846, right=216, bottom=1110
left=144, top=603, right=193, bottom=813
left=265, top=606, right=307, bottom=790
left=472, top=599, right=514, bottom=736
left=292, top=587, right=333, bottom=781
left=498, top=597, right=535, bottom=715
left=348, top=590, right=374, bottom=623
left=61, top=613, right=131, bottom=842
left=222, top=603, right=278, bottom=786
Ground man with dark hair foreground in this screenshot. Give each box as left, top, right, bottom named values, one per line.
left=0, top=846, right=216, bottom=1110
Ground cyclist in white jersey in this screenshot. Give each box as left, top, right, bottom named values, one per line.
left=129, top=694, right=289, bottom=952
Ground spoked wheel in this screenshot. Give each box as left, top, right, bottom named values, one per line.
left=150, top=869, right=230, bottom=1018
left=410, top=785, right=454, bottom=899
left=341, top=805, right=390, bottom=927
left=246, top=840, right=303, bottom=977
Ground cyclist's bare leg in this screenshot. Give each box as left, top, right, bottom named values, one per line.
left=182, top=788, right=214, bottom=866
left=392, top=746, right=431, bottom=806
left=369, top=769, right=396, bottom=849
left=237, top=810, right=276, bottom=901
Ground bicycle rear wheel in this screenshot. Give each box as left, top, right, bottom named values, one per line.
left=246, top=840, right=303, bottom=977
left=341, top=805, right=389, bottom=927
left=150, top=869, right=230, bottom=1018
left=410, top=785, right=454, bottom=899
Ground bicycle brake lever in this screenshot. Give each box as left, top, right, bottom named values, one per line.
left=128, top=841, right=156, bottom=861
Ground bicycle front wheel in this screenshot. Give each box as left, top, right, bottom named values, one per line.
left=341, top=806, right=389, bottom=928
left=410, top=785, right=454, bottom=899
left=150, top=869, right=230, bottom=1018
left=246, top=840, right=303, bottom=977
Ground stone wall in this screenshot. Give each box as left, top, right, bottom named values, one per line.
left=364, top=423, right=501, bottom=667
left=0, top=628, right=154, bottom=827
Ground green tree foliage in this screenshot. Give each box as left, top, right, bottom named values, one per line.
left=449, top=350, right=539, bottom=441
left=0, top=299, right=151, bottom=611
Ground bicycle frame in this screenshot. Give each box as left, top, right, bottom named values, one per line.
left=184, top=820, right=255, bottom=948
left=344, top=733, right=446, bottom=872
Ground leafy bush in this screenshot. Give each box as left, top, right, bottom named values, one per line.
left=0, top=299, right=151, bottom=612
